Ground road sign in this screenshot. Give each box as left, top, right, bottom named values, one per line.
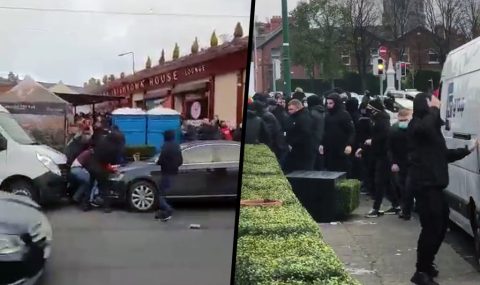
left=379, top=46, right=388, bottom=59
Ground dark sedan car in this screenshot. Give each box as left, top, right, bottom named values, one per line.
left=0, top=192, right=52, bottom=285
left=108, top=140, right=240, bottom=212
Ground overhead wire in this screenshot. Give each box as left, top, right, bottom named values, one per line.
left=0, top=5, right=250, bottom=18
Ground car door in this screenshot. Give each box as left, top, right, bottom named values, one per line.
left=205, top=143, right=240, bottom=197
left=0, top=132, right=7, bottom=184
left=168, top=144, right=213, bottom=198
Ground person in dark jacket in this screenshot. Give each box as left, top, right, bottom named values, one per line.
left=269, top=96, right=290, bottom=132
left=388, top=108, right=413, bottom=220
left=285, top=99, right=315, bottom=172
left=357, top=98, right=375, bottom=195
left=345, top=97, right=361, bottom=179
left=88, top=131, right=123, bottom=213
left=320, top=93, right=355, bottom=172
left=307, top=95, right=326, bottom=170
left=408, top=93, right=477, bottom=285
left=245, top=104, right=270, bottom=145
left=155, top=130, right=183, bottom=221
left=253, top=100, right=289, bottom=164
left=360, top=98, right=400, bottom=218
left=65, top=126, right=92, bottom=167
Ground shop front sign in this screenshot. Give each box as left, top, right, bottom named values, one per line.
left=106, top=64, right=208, bottom=96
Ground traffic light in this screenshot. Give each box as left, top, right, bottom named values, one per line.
left=377, top=58, right=385, bottom=75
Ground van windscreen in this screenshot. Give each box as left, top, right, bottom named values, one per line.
left=0, top=114, right=36, bottom=145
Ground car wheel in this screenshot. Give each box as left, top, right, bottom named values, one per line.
left=9, top=180, right=39, bottom=202
left=128, top=181, right=157, bottom=212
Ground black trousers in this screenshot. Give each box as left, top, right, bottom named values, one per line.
left=373, top=158, right=399, bottom=210
left=285, top=149, right=315, bottom=173
left=360, top=152, right=376, bottom=195
left=87, top=159, right=113, bottom=207
left=401, top=168, right=415, bottom=216
left=415, top=187, right=449, bottom=272
left=324, top=150, right=351, bottom=173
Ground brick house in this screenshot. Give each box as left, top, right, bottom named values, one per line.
left=254, top=17, right=462, bottom=93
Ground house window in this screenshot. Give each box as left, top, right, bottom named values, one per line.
left=428, top=49, right=440, bottom=64
left=342, top=52, right=351, bottom=66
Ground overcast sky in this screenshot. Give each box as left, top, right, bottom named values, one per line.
left=254, top=0, right=302, bottom=21
left=0, top=0, right=251, bottom=86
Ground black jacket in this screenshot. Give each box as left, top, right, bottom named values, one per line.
left=245, top=110, right=270, bottom=145
left=286, top=108, right=314, bottom=153
left=388, top=122, right=408, bottom=166
left=370, top=111, right=391, bottom=158
left=157, top=133, right=183, bottom=175
left=65, top=135, right=90, bottom=166
left=408, top=105, right=470, bottom=188
left=271, top=105, right=290, bottom=132
left=322, top=96, right=355, bottom=154
left=309, top=105, right=326, bottom=148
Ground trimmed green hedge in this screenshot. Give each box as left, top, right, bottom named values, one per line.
left=238, top=204, right=320, bottom=237
left=235, top=235, right=359, bottom=284
left=241, top=175, right=299, bottom=205
left=237, top=144, right=359, bottom=285
left=336, top=179, right=361, bottom=219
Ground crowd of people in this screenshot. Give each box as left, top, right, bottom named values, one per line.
left=247, top=88, right=479, bottom=285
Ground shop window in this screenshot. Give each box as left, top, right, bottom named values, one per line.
left=428, top=49, right=440, bottom=64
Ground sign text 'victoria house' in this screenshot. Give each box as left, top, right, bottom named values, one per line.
left=106, top=64, right=208, bottom=96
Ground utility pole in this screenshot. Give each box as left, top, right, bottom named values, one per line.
left=281, top=0, right=292, bottom=98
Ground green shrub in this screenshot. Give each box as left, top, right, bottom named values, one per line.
left=124, top=145, right=156, bottom=159
left=235, top=234, right=360, bottom=285
left=241, top=174, right=298, bottom=204
left=335, top=179, right=361, bottom=219
left=238, top=204, right=320, bottom=237
left=236, top=145, right=359, bottom=285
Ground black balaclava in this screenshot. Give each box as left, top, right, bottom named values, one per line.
left=307, top=94, right=322, bottom=107
left=413, top=93, right=431, bottom=119
left=367, top=97, right=385, bottom=117
left=345, top=97, right=359, bottom=114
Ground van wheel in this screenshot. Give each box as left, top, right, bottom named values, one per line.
left=9, top=180, right=39, bottom=203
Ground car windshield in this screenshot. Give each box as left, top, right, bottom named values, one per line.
left=0, top=114, right=36, bottom=145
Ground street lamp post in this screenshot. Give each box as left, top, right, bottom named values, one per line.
left=118, top=51, right=136, bottom=75
left=281, top=0, right=292, bottom=98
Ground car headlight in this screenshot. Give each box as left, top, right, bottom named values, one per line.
left=109, top=173, right=124, bottom=181
left=37, top=153, right=61, bottom=176
left=0, top=234, right=25, bottom=255
left=39, top=216, right=53, bottom=242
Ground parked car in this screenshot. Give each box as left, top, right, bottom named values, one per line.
left=108, top=140, right=240, bottom=212
left=0, top=191, right=52, bottom=285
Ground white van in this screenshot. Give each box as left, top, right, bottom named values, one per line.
left=0, top=105, right=67, bottom=204
left=440, top=36, right=480, bottom=265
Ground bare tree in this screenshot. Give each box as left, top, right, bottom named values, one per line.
left=458, top=0, right=480, bottom=40
left=424, top=0, right=464, bottom=65
left=341, top=0, right=380, bottom=91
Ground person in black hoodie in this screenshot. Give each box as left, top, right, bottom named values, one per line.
left=356, top=98, right=375, bottom=195
left=307, top=95, right=326, bottom=170
left=359, top=98, right=400, bottom=218
left=245, top=104, right=270, bottom=145
left=155, top=130, right=183, bottom=221
left=270, top=95, right=290, bottom=132
left=408, top=93, right=477, bottom=285
left=253, top=100, right=288, bottom=163
left=345, top=97, right=361, bottom=179
left=320, top=93, right=355, bottom=172
left=285, top=99, right=315, bottom=172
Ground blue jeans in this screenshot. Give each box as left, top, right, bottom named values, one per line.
left=158, top=175, right=173, bottom=214
left=70, top=167, right=91, bottom=203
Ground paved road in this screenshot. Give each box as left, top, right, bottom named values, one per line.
left=319, top=194, right=480, bottom=285
left=38, top=203, right=236, bottom=285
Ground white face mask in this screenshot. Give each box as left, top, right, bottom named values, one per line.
left=398, top=121, right=409, bottom=129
